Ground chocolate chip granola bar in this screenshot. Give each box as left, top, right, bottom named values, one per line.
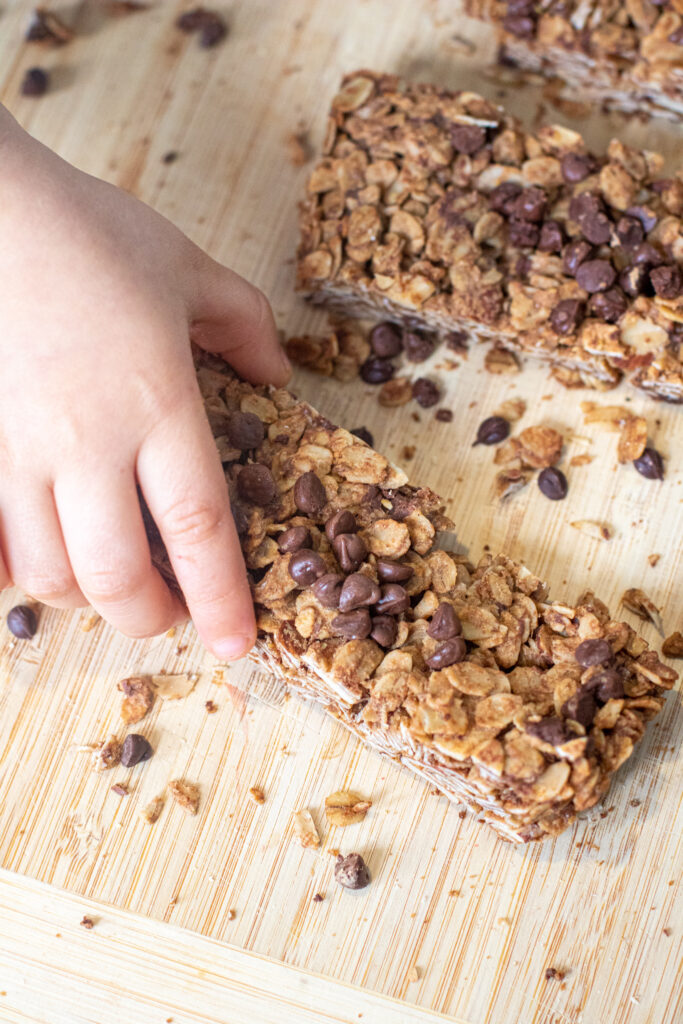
left=465, top=1, right=683, bottom=121
left=296, top=70, right=683, bottom=402
left=147, top=352, right=677, bottom=843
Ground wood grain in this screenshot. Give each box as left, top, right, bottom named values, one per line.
left=0, top=2, right=681, bottom=1023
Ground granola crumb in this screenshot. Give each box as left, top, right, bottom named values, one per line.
left=119, top=676, right=155, bottom=725
left=663, top=927, right=672, bottom=937
left=227, top=909, right=236, bottom=920
left=545, top=967, right=566, bottom=982
left=168, top=779, right=201, bottom=815
left=91, top=736, right=122, bottom=772
left=80, top=916, right=95, bottom=930
left=569, top=520, right=613, bottom=542
left=312, top=892, right=324, bottom=903
left=140, top=795, right=165, bottom=824
left=648, top=553, right=661, bottom=568
left=205, top=699, right=218, bottom=713
left=401, top=445, right=416, bottom=461
left=110, top=783, right=129, bottom=797
left=630, top=799, right=642, bottom=807
left=621, top=588, right=664, bottom=634
left=406, top=965, right=421, bottom=984
left=324, top=790, right=372, bottom=827
left=80, top=612, right=101, bottom=632
left=662, top=632, right=683, bottom=658
left=249, top=786, right=266, bottom=804
left=166, top=627, right=177, bottom=639
left=293, top=808, right=320, bottom=849
left=286, top=130, right=312, bottom=167
left=569, top=454, right=593, bottom=467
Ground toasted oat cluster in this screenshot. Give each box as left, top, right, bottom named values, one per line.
left=147, top=352, right=677, bottom=843
left=466, top=1, right=683, bottom=121
left=296, top=70, right=683, bottom=402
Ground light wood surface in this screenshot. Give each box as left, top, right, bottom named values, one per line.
left=0, top=2, right=682, bottom=1023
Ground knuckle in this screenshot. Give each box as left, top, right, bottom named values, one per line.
left=80, top=564, right=148, bottom=604
left=21, top=570, right=77, bottom=605
left=162, top=498, right=225, bottom=549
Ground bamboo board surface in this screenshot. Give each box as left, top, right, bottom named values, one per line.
left=0, top=2, right=682, bottom=1023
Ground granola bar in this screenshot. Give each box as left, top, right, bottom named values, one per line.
left=296, top=70, right=683, bottom=402
left=147, top=352, right=677, bottom=843
left=465, top=1, right=683, bottom=121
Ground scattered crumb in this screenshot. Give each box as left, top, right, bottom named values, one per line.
left=249, top=786, right=265, bottom=804
left=328, top=847, right=340, bottom=858
left=494, top=397, right=526, bottom=422
left=617, top=415, right=648, bottom=463
left=174, top=644, right=187, bottom=656
left=119, top=676, right=155, bottom=725
left=168, top=779, right=201, bottom=815
left=227, top=909, right=236, bottom=921
left=401, top=445, right=416, bottom=460
left=162, top=150, right=179, bottom=164
left=569, top=520, right=613, bottom=542
left=324, top=790, right=372, bottom=827
left=205, top=699, right=218, bottom=713
left=140, top=795, right=165, bottom=824
left=110, top=783, right=129, bottom=797
left=406, top=965, right=421, bottom=984
left=662, top=632, right=683, bottom=658
left=648, top=553, right=661, bottom=568
left=286, top=130, right=312, bottom=166
left=411, top=411, right=421, bottom=422
left=663, top=927, right=672, bottom=937
left=448, top=889, right=460, bottom=897
left=569, top=453, right=593, bottom=467
left=621, top=588, right=664, bottom=635
left=166, top=627, right=177, bottom=639
left=458, top=810, right=467, bottom=819
left=484, top=345, right=520, bottom=375
left=91, top=736, right=122, bottom=772
left=435, top=409, right=453, bottom=422
left=152, top=672, right=198, bottom=700
left=293, top=808, right=320, bottom=849
left=80, top=612, right=101, bottom=632
left=312, top=892, right=324, bottom=903
left=80, top=916, right=95, bottom=930
left=545, top=967, right=566, bottom=982
left=630, top=799, right=642, bottom=807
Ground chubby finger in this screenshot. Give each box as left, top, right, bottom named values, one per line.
left=0, top=546, right=11, bottom=594
left=189, top=255, right=290, bottom=386
left=53, top=467, right=185, bottom=638
left=0, top=483, right=86, bottom=608
left=136, top=393, right=255, bottom=660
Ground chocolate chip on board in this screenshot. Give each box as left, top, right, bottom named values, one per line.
left=338, top=573, right=381, bottom=612
left=7, top=605, right=38, bottom=639
left=350, top=426, right=374, bottom=446
left=537, top=467, right=568, bottom=500
left=435, top=409, right=453, bottom=422
left=288, top=549, right=327, bottom=586
left=575, top=638, right=613, bottom=667
left=277, top=525, right=312, bottom=553
left=370, top=322, right=403, bottom=358
left=334, top=852, right=371, bottom=890
left=237, top=464, right=278, bottom=505
left=333, top=532, right=367, bottom=572
left=376, top=559, right=413, bottom=583
left=293, top=471, right=326, bottom=515
left=473, top=416, right=510, bottom=446
left=21, top=67, right=49, bottom=96
left=425, top=636, right=467, bottom=670
left=633, top=447, right=665, bottom=480
left=331, top=609, right=372, bottom=639
left=370, top=615, right=398, bottom=648
left=121, top=733, right=153, bottom=768
left=403, top=331, right=434, bottom=363
left=227, top=411, right=265, bottom=450
left=360, top=356, right=395, bottom=384
left=412, top=377, right=440, bottom=407
left=427, top=602, right=462, bottom=641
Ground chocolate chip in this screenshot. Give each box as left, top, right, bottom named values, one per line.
left=650, top=264, right=682, bottom=299
left=426, top=637, right=467, bottom=670
left=561, top=686, right=597, bottom=728
left=334, top=852, right=370, bottom=890
left=562, top=239, right=593, bottom=276
left=231, top=504, right=249, bottom=536
left=176, top=8, right=209, bottom=30
left=278, top=525, right=312, bottom=553
left=121, top=734, right=153, bottom=768
left=331, top=609, right=372, bottom=639
left=333, top=533, right=367, bottom=572
left=633, top=447, right=664, bottom=480
left=510, top=186, right=546, bottom=223
left=625, top=205, right=657, bottom=233
left=227, top=411, right=265, bottom=450
left=538, top=220, right=564, bottom=252
left=508, top=219, right=540, bottom=249
left=237, top=464, right=277, bottom=505
left=525, top=716, right=568, bottom=746
left=412, top=378, right=440, bottom=407
left=375, top=584, right=409, bottom=616
left=370, top=615, right=398, bottom=648
left=339, top=573, right=381, bottom=612
left=288, top=549, right=327, bottom=586
left=575, top=259, right=616, bottom=293
left=569, top=193, right=611, bottom=245
left=615, top=216, right=644, bottom=248
left=502, top=13, right=536, bottom=37
left=7, top=605, right=38, bottom=640
left=619, top=263, right=649, bottom=298
left=538, top=467, right=568, bottom=500
left=199, top=15, right=227, bottom=47
left=370, top=322, right=403, bottom=358
left=436, top=409, right=453, bottom=422
left=360, top=356, right=395, bottom=384
left=549, top=298, right=584, bottom=335
left=633, top=242, right=664, bottom=267
left=21, top=67, right=49, bottom=96
left=427, top=603, right=462, bottom=641
left=587, top=287, right=627, bottom=323
left=473, top=415, right=509, bottom=445
left=376, top=560, right=413, bottom=583
left=489, top=182, right=522, bottom=215
left=325, top=509, right=357, bottom=541
left=575, top=638, right=613, bottom=667
left=592, top=669, right=625, bottom=702
left=162, top=151, right=179, bottom=164
left=312, top=573, right=344, bottom=608
left=446, top=329, right=468, bottom=351
left=351, top=426, right=374, bottom=446
left=450, top=123, right=486, bottom=154
left=560, top=152, right=595, bottom=184
left=293, top=471, right=326, bottom=515
left=403, top=331, right=435, bottom=363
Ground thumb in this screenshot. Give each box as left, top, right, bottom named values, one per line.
left=189, top=254, right=290, bottom=387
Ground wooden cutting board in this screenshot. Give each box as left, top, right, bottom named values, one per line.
left=0, top=2, right=681, bottom=1022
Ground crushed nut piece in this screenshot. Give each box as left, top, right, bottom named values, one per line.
left=312, top=892, right=325, bottom=902
left=545, top=967, right=566, bottom=982
left=648, top=554, right=661, bottom=568
left=227, top=909, right=236, bottom=920
left=79, top=916, right=95, bottom=930
left=485, top=346, right=520, bottom=375
left=324, top=790, right=372, bottom=827
left=569, top=520, right=613, bottom=542
left=205, top=699, right=218, bottom=713
left=293, top=808, right=320, bottom=849
left=617, top=417, right=648, bottom=464
left=286, top=130, right=312, bottom=167
left=249, top=786, right=266, bottom=804
left=406, top=965, right=421, bottom=984
left=168, top=780, right=201, bottom=816
left=110, top=783, right=129, bottom=797
left=119, top=676, right=155, bottom=725
left=569, top=454, right=593, bottom=467
left=91, top=736, right=122, bottom=773
left=151, top=672, right=198, bottom=700
left=80, top=613, right=101, bottom=632
left=494, top=398, right=526, bottom=422
left=140, top=795, right=165, bottom=824
left=622, top=589, right=664, bottom=635
left=662, top=632, right=683, bottom=659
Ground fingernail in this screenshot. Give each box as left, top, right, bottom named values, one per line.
left=213, top=633, right=253, bottom=661
left=278, top=346, right=292, bottom=380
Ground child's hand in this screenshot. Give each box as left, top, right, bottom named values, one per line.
left=0, top=111, right=290, bottom=659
